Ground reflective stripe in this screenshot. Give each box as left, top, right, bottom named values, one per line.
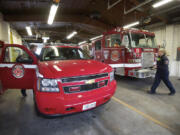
left=109, top=64, right=124, bottom=68
left=124, top=63, right=142, bottom=67
left=23, top=65, right=37, bottom=69
left=0, top=64, right=37, bottom=69
left=0, top=64, right=14, bottom=68
left=109, top=63, right=142, bottom=68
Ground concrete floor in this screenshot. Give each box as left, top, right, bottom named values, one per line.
left=0, top=77, right=180, bottom=135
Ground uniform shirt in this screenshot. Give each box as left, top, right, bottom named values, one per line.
left=157, top=55, right=169, bottom=73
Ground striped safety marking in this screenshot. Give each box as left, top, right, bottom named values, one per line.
left=112, top=96, right=175, bottom=132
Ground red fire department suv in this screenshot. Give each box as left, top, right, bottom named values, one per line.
left=0, top=43, right=116, bottom=116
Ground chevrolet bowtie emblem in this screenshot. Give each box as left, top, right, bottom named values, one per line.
left=85, top=79, right=95, bottom=84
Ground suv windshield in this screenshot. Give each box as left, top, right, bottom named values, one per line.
left=130, top=33, right=157, bottom=48
left=41, top=47, right=91, bottom=61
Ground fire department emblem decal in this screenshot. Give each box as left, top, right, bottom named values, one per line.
left=12, top=65, right=25, bottom=78
left=111, top=50, right=119, bottom=61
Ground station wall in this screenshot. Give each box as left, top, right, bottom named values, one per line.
left=149, top=24, right=180, bottom=77
left=0, top=12, right=22, bottom=45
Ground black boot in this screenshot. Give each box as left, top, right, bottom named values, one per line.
left=168, top=92, right=175, bottom=96
left=147, top=91, right=156, bottom=94
left=21, top=89, right=27, bottom=97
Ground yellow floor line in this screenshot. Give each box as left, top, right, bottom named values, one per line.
left=112, top=96, right=175, bottom=132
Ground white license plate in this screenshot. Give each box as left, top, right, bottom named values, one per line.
left=82, top=102, right=96, bottom=111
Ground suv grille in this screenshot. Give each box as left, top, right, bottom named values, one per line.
left=63, top=80, right=108, bottom=93
left=62, top=73, right=108, bottom=83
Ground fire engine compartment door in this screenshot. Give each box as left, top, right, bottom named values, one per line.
left=0, top=45, right=38, bottom=91
left=103, top=48, right=125, bottom=64
left=103, top=33, right=126, bottom=64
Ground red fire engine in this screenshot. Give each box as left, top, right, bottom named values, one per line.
left=0, top=43, right=116, bottom=116
left=81, top=27, right=158, bottom=78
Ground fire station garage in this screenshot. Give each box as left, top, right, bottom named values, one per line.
left=0, top=0, right=180, bottom=135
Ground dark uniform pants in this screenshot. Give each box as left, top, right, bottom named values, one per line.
left=21, top=89, right=27, bottom=96
left=151, top=72, right=176, bottom=93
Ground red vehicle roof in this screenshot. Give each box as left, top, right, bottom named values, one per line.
left=103, top=27, right=155, bottom=36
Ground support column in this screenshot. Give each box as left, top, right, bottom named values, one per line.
left=165, top=25, right=175, bottom=76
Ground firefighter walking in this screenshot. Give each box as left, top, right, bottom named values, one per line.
left=148, top=49, right=176, bottom=95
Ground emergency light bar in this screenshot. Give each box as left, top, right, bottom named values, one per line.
left=48, top=4, right=59, bottom=25
left=66, top=31, right=77, bottom=40
left=152, top=0, right=173, bottom=8
left=123, top=21, right=140, bottom=29
left=26, top=26, right=32, bottom=36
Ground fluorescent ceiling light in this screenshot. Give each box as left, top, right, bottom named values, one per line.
left=42, top=37, right=50, bottom=43
left=26, top=26, right=32, bottom=36
left=123, top=21, right=140, bottom=29
left=66, top=31, right=77, bottom=39
left=78, top=41, right=87, bottom=45
left=152, top=0, right=173, bottom=8
left=90, top=35, right=103, bottom=41
left=48, top=4, right=59, bottom=25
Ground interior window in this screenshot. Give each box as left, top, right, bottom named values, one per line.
left=4, top=47, right=33, bottom=63
left=95, top=40, right=101, bottom=50
left=105, top=34, right=121, bottom=48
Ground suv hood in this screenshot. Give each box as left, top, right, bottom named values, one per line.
left=38, top=60, right=112, bottom=78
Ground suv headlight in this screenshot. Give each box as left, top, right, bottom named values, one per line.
left=38, top=78, right=60, bottom=92
left=110, top=71, right=114, bottom=82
